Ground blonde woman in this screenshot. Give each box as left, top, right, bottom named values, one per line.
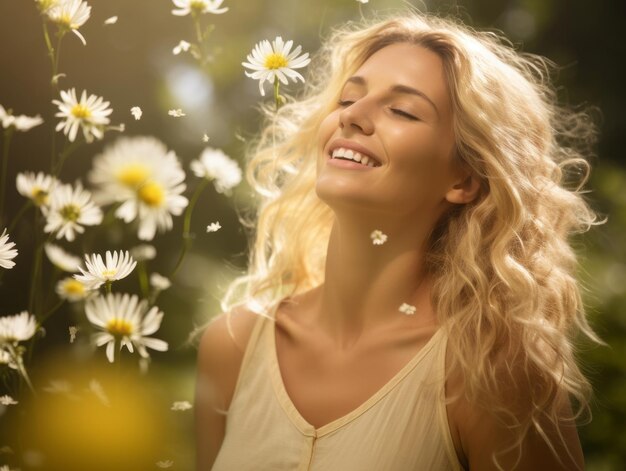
left=195, top=11, right=601, bottom=471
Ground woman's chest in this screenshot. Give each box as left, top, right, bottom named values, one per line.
left=274, top=322, right=437, bottom=430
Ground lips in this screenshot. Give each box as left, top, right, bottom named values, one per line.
left=327, top=139, right=382, bottom=167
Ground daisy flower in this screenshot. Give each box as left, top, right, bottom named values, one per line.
left=242, top=36, right=311, bottom=96
left=190, top=147, right=242, bottom=194
left=43, top=182, right=103, bottom=242
left=45, top=243, right=82, bottom=272
left=171, top=0, right=228, bottom=16
left=370, top=229, right=388, bottom=246
left=16, top=171, right=58, bottom=207
left=56, top=277, right=90, bottom=302
left=0, top=229, right=18, bottom=269
left=116, top=174, right=189, bottom=240
left=46, top=0, right=91, bottom=45
left=89, top=136, right=189, bottom=240
left=0, top=311, right=37, bottom=344
left=398, top=303, right=417, bottom=315
left=85, top=293, right=168, bottom=363
left=130, top=244, right=156, bottom=261
left=206, top=221, right=221, bottom=232
left=89, top=136, right=169, bottom=205
left=0, top=105, right=43, bottom=131
left=35, top=0, right=60, bottom=13
left=130, top=106, right=142, bottom=120
left=150, top=273, right=171, bottom=291
left=156, top=461, right=174, bottom=469
left=53, top=88, right=112, bottom=143
left=173, top=40, right=191, bottom=55
left=74, top=250, right=136, bottom=290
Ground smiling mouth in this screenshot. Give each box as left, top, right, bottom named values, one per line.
left=329, top=147, right=381, bottom=167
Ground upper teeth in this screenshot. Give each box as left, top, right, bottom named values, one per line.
left=331, top=148, right=378, bottom=167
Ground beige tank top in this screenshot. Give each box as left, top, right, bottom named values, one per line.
left=211, top=313, right=464, bottom=471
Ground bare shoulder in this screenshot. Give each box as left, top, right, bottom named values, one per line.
left=197, top=306, right=263, bottom=410
left=445, top=351, right=584, bottom=471
left=195, top=306, right=262, bottom=469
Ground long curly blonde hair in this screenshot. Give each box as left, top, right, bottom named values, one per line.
left=222, top=10, right=602, bottom=469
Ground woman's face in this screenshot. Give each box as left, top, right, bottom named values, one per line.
left=316, top=42, right=463, bottom=220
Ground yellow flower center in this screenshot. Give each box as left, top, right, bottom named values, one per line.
left=101, top=269, right=117, bottom=278
left=117, top=164, right=150, bottom=189
left=56, top=12, right=73, bottom=27
left=71, top=104, right=91, bottom=119
left=63, top=280, right=85, bottom=295
left=60, top=204, right=81, bottom=222
left=106, top=318, right=134, bottom=337
left=190, top=0, right=206, bottom=12
left=31, top=187, right=49, bottom=206
left=264, top=53, right=288, bottom=70
left=37, top=0, right=57, bottom=12
left=138, top=181, right=164, bottom=207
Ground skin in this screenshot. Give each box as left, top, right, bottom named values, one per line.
left=195, top=42, right=584, bottom=470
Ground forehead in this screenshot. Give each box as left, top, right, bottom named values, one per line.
left=350, top=42, right=451, bottom=111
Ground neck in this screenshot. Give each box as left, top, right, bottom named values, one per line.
left=317, top=210, right=436, bottom=347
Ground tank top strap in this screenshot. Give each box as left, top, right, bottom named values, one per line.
left=228, top=312, right=271, bottom=407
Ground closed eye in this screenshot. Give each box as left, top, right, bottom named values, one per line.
left=391, top=108, right=419, bottom=120
left=337, top=100, right=354, bottom=107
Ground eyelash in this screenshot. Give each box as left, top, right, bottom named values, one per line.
left=336, top=100, right=419, bottom=121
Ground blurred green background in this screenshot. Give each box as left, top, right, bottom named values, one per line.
left=0, top=0, right=624, bottom=469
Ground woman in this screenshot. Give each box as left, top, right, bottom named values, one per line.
left=195, top=11, right=601, bottom=471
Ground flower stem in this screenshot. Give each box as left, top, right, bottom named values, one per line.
left=28, top=211, right=45, bottom=315
left=137, top=261, right=149, bottom=299
left=52, top=32, right=64, bottom=90
left=193, top=14, right=204, bottom=45
left=7, top=344, right=36, bottom=396
left=274, top=78, right=282, bottom=111
left=42, top=22, right=55, bottom=73
left=53, top=139, right=81, bottom=176
left=105, top=280, right=112, bottom=294
left=0, top=128, right=14, bottom=226
left=38, top=298, right=65, bottom=325
left=170, top=179, right=208, bottom=278
left=7, top=200, right=33, bottom=234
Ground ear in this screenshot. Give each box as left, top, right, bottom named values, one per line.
left=445, top=170, right=481, bottom=205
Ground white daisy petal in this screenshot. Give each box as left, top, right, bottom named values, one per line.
left=86, top=293, right=168, bottom=363
left=88, top=136, right=189, bottom=241
left=43, top=183, right=103, bottom=242
left=0, top=229, right=18, bottom=270
left=0, top=311, right=37, bottom=343
left=46, top=0, right=91, bottom=45
left=53, top=87, right=112, bottom=143
left=170, top=0, right=228, bottom=16
left=74, top=250, right=136, bottom=289
left=242, top=36, right=311, bottom=96
left=190, top=147, right=242, bottom=193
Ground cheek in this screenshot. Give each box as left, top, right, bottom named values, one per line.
left=318, top=112, right=339, bottom=148
left=316, top=112, right=339, bottom=168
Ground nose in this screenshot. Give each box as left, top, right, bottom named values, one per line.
left=338, top=100, right=374, bottom=135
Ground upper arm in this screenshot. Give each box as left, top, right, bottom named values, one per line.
left=448, top=371, right=584, bottom=471
left=194, top=307, right=260, bottom=471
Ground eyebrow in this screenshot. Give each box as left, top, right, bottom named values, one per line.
left=344, top=76, right=439, bottom=116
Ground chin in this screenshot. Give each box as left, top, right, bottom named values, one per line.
left=315, top=179, right=377, bottom=212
